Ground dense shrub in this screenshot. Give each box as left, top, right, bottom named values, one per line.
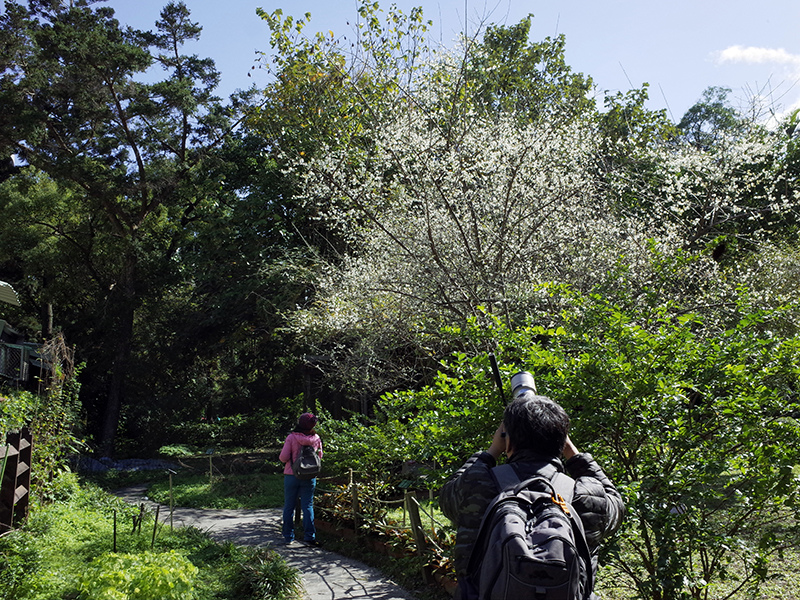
left=78, top=551, right=198, bottom=600
left=322, top=286, right=800, bottom=599
left=0, top=475, right=299, bottom=600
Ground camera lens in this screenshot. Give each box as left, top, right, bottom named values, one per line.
left=510, top=371, right=537, bottom=398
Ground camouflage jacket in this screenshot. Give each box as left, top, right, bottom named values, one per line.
left=439, top=448, right=624, bottom=580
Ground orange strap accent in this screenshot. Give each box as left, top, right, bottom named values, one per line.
left=552, top=493, right=570, bottom=516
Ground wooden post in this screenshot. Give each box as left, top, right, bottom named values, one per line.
left=405, top=491, right=432, bottom=583
left=429, top=488, right=434, bottom=534
left=208, top=454, right=213, bottom=487
left=351, top=479, right=359, bottom=535
left=151, top=505, right=160, bottom=548
left=168, top=470, right=174, bottom=529
left=137, top=503, right=145, bottom=534
left=113, top=510, right=117, bottom=552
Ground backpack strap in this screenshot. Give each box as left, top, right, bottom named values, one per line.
left=490, top=463, right=520, bottom=491
left=551, top=470, right=576, bottom=503
left=494, top=461, right=574, bottom=495
left=566, top=497, right=595, bottom=600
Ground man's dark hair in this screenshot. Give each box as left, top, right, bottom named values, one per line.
left=503, top=392, right=570, bottom=457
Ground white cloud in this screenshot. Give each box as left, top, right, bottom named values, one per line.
left=716, top=45, right=800, bottom=67
left=712, top=45, right=800, bottom=128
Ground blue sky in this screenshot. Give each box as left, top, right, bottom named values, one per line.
left=97, top=0, right=800, bottom=123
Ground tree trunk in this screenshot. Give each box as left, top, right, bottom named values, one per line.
left=99, top=258, right=136, bottom=457
left=42, top=302, right=53, bottom=338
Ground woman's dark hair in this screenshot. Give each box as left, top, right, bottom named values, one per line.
left=503, top=392, right=570, bottom=457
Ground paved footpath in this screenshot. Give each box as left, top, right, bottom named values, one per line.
left=115, top=485, right=418, bottom=600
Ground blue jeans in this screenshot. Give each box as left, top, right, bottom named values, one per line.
left=282, top=474, right=316, bottom=542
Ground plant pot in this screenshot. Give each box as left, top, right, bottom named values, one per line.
left=430, top=568, right=458, bottom=597
left=315, top=518, right=356, bottom=539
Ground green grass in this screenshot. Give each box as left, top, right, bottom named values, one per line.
left=0, top=472, right=301, bottom=600
left=86, top=449, right=287, bottom=510
left=147, top=472, right=286, bottom=509
left=383, top=499, right=450, bottom=531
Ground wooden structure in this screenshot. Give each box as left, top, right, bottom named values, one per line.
left=0, top=427, right=32, bottom=532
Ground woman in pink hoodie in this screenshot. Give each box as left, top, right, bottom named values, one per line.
left=279, top=412, right=323, bottom=545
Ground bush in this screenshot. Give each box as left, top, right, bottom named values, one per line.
left=322, top=287, right=800, bottom=599
left=0, top=390, right=35, bottom=435
left=230, top=547, right=301, bottom=600
left=77, top=551, right=198, bottom=600
left=0, top=478, right=300, bottom=600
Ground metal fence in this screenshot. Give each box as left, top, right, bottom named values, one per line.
left=0, top=344, right=28, bottom=381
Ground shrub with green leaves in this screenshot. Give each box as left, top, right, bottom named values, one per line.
left=230, top=547, right=301, bottom=600
left=0, top=476, right=300, bottom=600
left=77, top=551, right=198, bottom=600
left=537, top=291, right=800, bottom=599
left=0, top=391, right=35, bottom=436
left=323, top=286, right=800, bottom=599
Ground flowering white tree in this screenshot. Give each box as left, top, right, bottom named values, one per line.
left=295, top=104, right=659, bottom=321
left=256, top=1, right=800, bottom=397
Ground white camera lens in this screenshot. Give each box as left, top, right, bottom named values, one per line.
left=510, top=371, right=537, bottom=398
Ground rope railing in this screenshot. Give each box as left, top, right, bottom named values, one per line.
left=163, top=459, right=455, bottom=588
left=190, top=459, right=453, bottom=566
left=314, top=468, right=455, bottom=585
left=406, top=493, right=450, bottom=534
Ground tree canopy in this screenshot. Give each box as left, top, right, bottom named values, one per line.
left=1, top=3, right=800, bottom=596
left=0, top=0, right=239, bottom=453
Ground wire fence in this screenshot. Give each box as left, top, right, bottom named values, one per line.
left=0, top=344, right=27, bottom=381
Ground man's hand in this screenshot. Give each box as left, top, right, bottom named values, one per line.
left=487, top=423, right=507, bottom=459
left=562, top=435, right=579, bottom=460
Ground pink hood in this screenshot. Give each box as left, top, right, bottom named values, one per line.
left=279, top=431, right=323, bottom=475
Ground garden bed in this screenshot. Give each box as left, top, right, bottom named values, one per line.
left=314, top=517, right=457, bottom=597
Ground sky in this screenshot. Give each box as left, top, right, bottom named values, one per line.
left=57, top=1, right=800, bottom=123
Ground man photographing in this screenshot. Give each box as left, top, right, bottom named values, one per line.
left=440, top=391, right=624, bottom=599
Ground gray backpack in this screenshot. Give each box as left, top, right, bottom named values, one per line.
left=292, top=444, right=321, bottom=480
left=464, top=464, right=593, bottom=600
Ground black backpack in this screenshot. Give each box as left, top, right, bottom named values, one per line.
left=463, top=464, right=593, bottom=600
left=292, top=444, right=322, bottom=480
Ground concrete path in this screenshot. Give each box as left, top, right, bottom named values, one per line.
left=114, top=485, right=418, bottom=600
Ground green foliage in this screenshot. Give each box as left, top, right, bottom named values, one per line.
left=322, top=284, right=800, bottom=599
left=0, top=0, right=240, bottom=455
left=466, top=16, right=594, bottom=124
left=0, top=477, right=134, bottom=600
left=0, top=390, right=35, bottom=437
left=255, top=0, right=431, bottom=155
left=0, top=478, right=299, bottom=600
left=329, top=360, right=504, bottom=482
left=678, top=86, right=749, bottom=150
left=600, top=85, right=676, bottom=148
left=229, top=547, right=301, bottom=600
left=77, top=551, right=198, bottom=600
left=0, top=335, right=83, bottom=507
left=166, top=409, right=284, bottom=451
left=157, top=444, right=197, bottom=457
left=27, top=335, right=86, bottom=503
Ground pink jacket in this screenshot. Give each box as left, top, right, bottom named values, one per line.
left=279, top=431, right=323, bottom=475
